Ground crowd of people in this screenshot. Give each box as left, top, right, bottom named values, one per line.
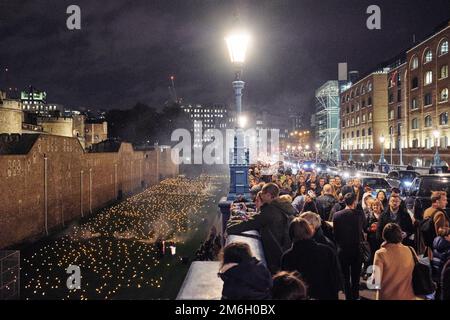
left=220, top=164, right=450, bottom=300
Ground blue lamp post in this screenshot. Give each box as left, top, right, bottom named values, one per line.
left=379, top=135, right=386, bottom=164
left=433, top=130, right=441, bottom=167
left=225, top=30, right=251, bottom=200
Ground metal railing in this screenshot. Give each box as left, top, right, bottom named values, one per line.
left=0, top=251, right=20, bottom=300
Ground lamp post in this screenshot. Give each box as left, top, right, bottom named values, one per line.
left=379, top=135, right=386, bottom=165
left=315, top=143, right=320, bottom=163
left=225, top=29, right=250, bottom=200
left=433, top=130, right=441, bottom=167
left=348, top=140, right=353, bottom=162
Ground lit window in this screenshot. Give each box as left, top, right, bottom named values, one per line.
left=440, top=40, right=449, bottom=55
left=439, top=112, right=448, bottom=125
left=424, top=115, right=432, bottom=127
left=440, top=88, right=449, bottom=102
left=412, top=118, right=419, bottom=129
left=440, top=65, right=448, bottom=79
left=424, top=49, right=432, bottom=63
left=410, top=56, right=419, bottom=70
left=424, top=71, right=433, bottom=85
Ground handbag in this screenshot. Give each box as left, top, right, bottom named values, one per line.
left=360, top=240, right=371, bottom=265
left=408, top=246, right=436, bottom=296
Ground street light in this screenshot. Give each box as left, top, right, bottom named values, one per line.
left=348, top=140, right=353, bottom=162
left=225, top=28, right=251, bottom=199
left=433, top=130, right=441, bottom=167
left=379, top=135, right=386, bottom=165
left=315, top=143, right=320, bottom=163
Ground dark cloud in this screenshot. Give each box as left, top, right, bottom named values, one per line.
left=1, top=0, right=449, bottom=115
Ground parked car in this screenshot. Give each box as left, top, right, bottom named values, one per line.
left=301, top=160, right=316, bottom=172
left=359, top=176, right=393, bottom=198
left=406, top=174, right=450, bottom=220
left=386, top=170, right=420, bottom=194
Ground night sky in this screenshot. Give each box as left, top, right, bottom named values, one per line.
left=1, top=0, right=449, bottom=115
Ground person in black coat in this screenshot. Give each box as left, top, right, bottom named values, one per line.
left=281, top=217, right=341, bottom=300
left=227, top=183, right=294, bottom=273
left=316, top=184, right=338, bottom=221
left=376, top=194, right=414, bottom=247
left=333, top=192, right=366, bottom=300
left=432, top=235, right=450, bottom=282
left=218, top=242, right=272, bottom=300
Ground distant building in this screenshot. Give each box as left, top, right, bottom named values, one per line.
left=0, top=91, right=23, bottom=134
left=85, top=120, right=108, bottom=149
left=181, top=104, right=229, bottom=148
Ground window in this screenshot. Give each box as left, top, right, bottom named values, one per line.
left=347, top=119, right=350, bottom=127
left=412, top=77, right=419, bottom=89
left=351, top=105, right=355, bottom=112
left=424, top=49, right=432, bottom=63
left=424, top=115, right=432, bottom=127
left=367, top=82, right=373, bottom=92
left=361, top=86, right=366, bottom=94
left=425, top=137, right=431, bottom=149
left=351, top=117, right=355, bottom=126
left=411, top=98, right=418, bottom=110
left=368, top=97, right=372, bottom=106
left=389, top=109, right=394, bottom=120
left=362, top=114, right=366, bottom=123
left=440, top=136, right=449, bottom=148
left=397, top=89, right=402, bottom=102
left=356, top=130, right=360, bottom=137
left=412, top=118, right=419, bottom=129
left=356, top=116, right=360, bottom=125
left=440, top=112, right=448, bottom=125
left=362, top=129, right=366, bottom=136
left=397, top=123, right=402, bottom=136
left=361, top=100, right=366, bottom=108
left=368, top=127, right=372, bottom=135
left=412, top=138, right=419, bottom=148
left=441, top=88, right=449, bottom=102
left=368, top=112, right=372, bottom=121
left=351, top=131, right=354, bottom=138
left=356, top=103, right=360, bottom=111
left=441, top=65, right=448, bottom=79
left=424, top=71, right=433, bottom=85
left=411, top=56, right=419, bottom=70
left=440, top=40, right=449, bottom=55
left=343, top=133, right=346, bottom=139
left=424, top=93, right=432, bottom=106
left=389, top=93, right=394, bottom=103
left=355, top=88, right=359, bottom=96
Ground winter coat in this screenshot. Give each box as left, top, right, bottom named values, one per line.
left=376, top=207, right=414, bottom=246
left=316, top=194, right=338, bottom=221
left=374, top=242, right=417, bottom=300
left=219, top=258, right=272, bottom=300
left=227, top=199, right=294, bottom=273
left=332, top=208, right=366, bottom=251
left=281, top=239, right=341, bottom=300
left=432, top=236, right=450, bottom=281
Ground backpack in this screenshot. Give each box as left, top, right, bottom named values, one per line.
left=420, top=209, right=438, bottom=248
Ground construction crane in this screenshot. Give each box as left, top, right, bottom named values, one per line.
left=168, top=75, right=180, bottom=104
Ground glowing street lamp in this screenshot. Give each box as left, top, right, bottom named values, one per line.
left=379, top=135, right=386, bottom=164
left=348, top=140, right=353, bottom=162
left=225, top=28, right=251, bottom=199
left=433, top=130, right=441, bottom=167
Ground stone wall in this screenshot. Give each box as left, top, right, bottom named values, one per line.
left=0, top=134, right=178, bottom=249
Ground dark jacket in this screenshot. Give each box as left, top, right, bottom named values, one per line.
left=281, top=239, right=341, bottom=300
left=316, top=194, right=338, bottom=221
left=313, top=227, right=337, bottom=252
left=332, top=208, right=365, bottom=250
left=227, top=199, right=293, bottom=273
left=432, top=236, right=450, bottom=281
left=376, top=206, right=414, bottom=245
left=442, top=260, right=450, bottom=300
left=329, top=201, right=346, bottom=222
left=301, top=200, right=319, bottom=214
left=219, top=258, right=272, bottom=300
